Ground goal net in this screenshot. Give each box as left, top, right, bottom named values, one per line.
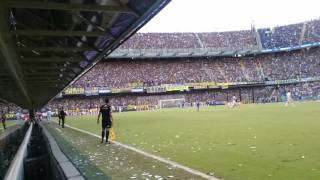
left=158, top=98, right=185, bottom=109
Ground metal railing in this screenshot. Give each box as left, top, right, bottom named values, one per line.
left=4, top=123, right=33, bottom=180
left=113, top=46, right=258, bottom=54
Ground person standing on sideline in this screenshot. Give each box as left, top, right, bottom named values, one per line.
left=97, top=98, right=113, bottom=144
left=47, top=109, right=52, bottom=123
left=1, top=111, right=6, bottom=130
left=59, top=107, right=66, bottom=128
left=58, top=109, right=61, bottom=126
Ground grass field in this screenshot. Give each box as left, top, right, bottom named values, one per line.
left=46, top=123, right=206, bottom=180
left=59, top=102, right=320, bottom=180
left=0, top=121, right=15, bottom=132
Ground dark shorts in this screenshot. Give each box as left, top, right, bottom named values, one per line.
left=102, top=119, right=112, bottom=129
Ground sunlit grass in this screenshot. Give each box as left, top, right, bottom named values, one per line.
left=62, top=102, right=320, bottom=180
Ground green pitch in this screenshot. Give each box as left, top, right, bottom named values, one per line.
left=0, top=121, right=15, bottom=132
left=62, top=102, right=320, bottom=180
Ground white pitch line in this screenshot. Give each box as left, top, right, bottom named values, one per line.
left=55, top=128, right=62, bottom=133
left=52, top=121, right=219, bottom=180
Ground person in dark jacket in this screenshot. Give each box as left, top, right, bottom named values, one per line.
left=97, top=98, right=113, bottom=144
left=59, top=107, right=66, bottom=128
left=1, top=111, right=6, bottom=130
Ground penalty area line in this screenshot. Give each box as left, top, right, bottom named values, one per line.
left=52, top=121, right=219, bottom=180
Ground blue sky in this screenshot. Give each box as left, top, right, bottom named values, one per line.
left=140, top=0, right=320, bottom=32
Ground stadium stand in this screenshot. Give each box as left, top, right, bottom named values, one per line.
left=117, top=18, right=320, bottom=51
left=41, top=17, right=320, bottom=114
left=3, top=18, right=320, bottom=116
left=117, top=30, right=258, bottom=50
left=72, top=48, right=320, bottom=88
left=304, top=19, right=320, bottom=44
left=258, top=23, right=303, bottom=49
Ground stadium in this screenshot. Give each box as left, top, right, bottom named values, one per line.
left=1, top=0, right=320, bottom=180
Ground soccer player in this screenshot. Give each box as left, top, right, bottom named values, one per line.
left=196, top=101, right=200, bottom=112
left=1, top=111, right=6, bottom=130
left=97, top=98, right=113, bottom=144
left=229, top=95, right=237, bottom=108
left=285, top=91, right=294, bottom=106
left=59, top=107, right=66, bottom=128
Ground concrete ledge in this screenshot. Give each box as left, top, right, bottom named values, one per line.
left=40, top=123, right=86, bottom=180
left=69, top=176, right=86, bottom=180
left=60, top=161, right=81, bottom=178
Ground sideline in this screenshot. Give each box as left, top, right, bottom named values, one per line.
left=52, top=121, right=219, bottom=180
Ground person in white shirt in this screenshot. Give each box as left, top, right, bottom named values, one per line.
left=285, top=91, right=294, bottom=106
left=47, top=109, right=52, bottom=123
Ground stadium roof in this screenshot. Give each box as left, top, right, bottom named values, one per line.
left=0, top=0, right=170, bottom=109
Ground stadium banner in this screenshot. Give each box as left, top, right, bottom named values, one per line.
left=84, top=87, right=99, bottom=96
left=63, top=87, right=85, bottom=95
left=186, top=82, right=218, bottom=89
left=193, top=82, right=209, bottom=89
left=112, top=88, right=131, bottom=93
left=98, top=87, right=111, bottom=94
left=91, top=87, right=99, bottom=95
left=163, top=84, right=189, bottom=92
left=146, top=86, right=166, bottom=93
left=193, top=84, right=208, bottom=89
left=265, top=79, right=298, bottom=85
left=84, top=88, right=92, bottom=96
left=217, top=82, right=231, bottom=89
left=131, top=88, right=144, bottom=93
left=207, top=82, right=219, bottom=89
left=185, top=83, right=195, bottom=89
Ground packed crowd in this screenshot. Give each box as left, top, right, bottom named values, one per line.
left=304, top=19, right=320, bottom=43
left=0, top=102, right=22, bottom=114
left=258, top=23, right=303, bottom=49
left=117, top=18, right=320, bottom=50
left=254, top=81, right=320, bottom=103
left=118, top=30, right=257, bottom=50
left=73, top=48, right=320, bottom=88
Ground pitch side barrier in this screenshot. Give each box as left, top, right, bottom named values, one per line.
left=40, top=123, right=86, bottom=180
left=0, top=124, right=27, bottom=179
left=4, top=123, right=33, bottom=180
left=108, top=42, right=320, bottom=59
left=4, top=123, right=85, bottom=180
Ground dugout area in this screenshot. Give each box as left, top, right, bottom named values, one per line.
left=0, top=0, right=170, bottom=179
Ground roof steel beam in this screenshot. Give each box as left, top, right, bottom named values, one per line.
left=15, top=30, right=106, bottom=37
left=21, top=57, right=82, bottom=62
left=0, top=7, right=32, bottom=107
left=17, top=10, right=103, bottom=52
left=18, top=46, right=94, bottom=52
